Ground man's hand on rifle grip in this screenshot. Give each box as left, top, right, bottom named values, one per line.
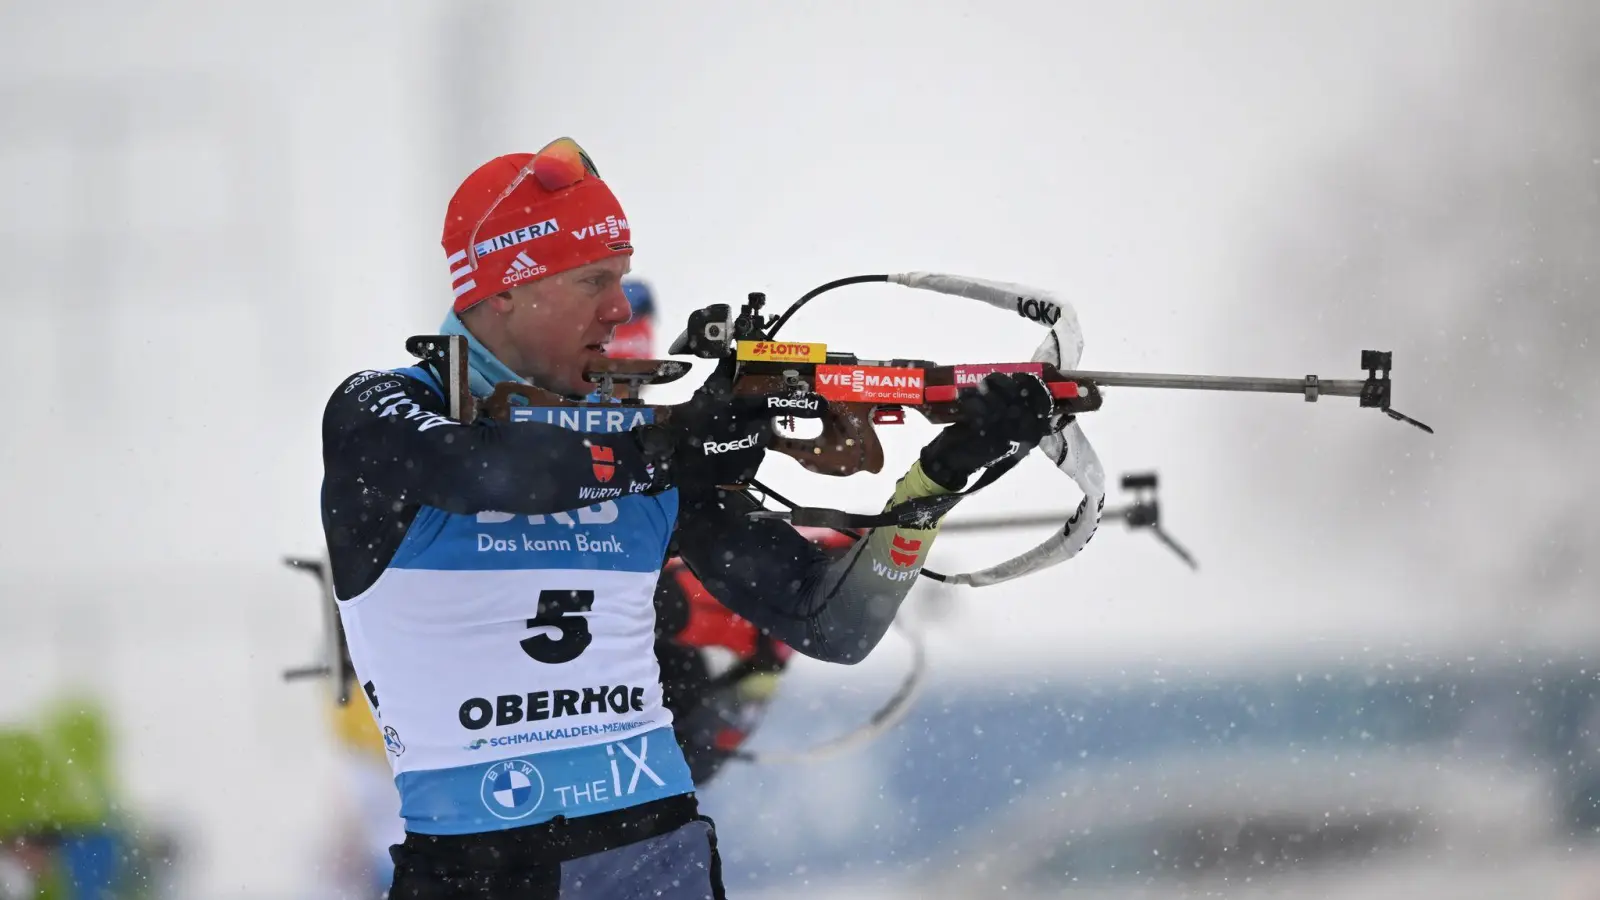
left=635, top=374, right=828, bottom=500
left=919, top=372, right=1054, bottom=491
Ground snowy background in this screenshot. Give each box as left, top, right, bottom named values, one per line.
left=2, top=1, right=1598, bottom=897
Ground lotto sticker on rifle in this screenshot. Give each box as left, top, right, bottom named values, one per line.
left=951, top=362, right=1047, bottom=387
left=815, top=365, right=925, bottom=404
left=736, top=340, right=827, bottom=364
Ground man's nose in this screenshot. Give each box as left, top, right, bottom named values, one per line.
left=598, top=287, right=633, bottom=324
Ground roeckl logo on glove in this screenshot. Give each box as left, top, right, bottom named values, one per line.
left=766, top=395, right=821, bottom=412
left=703, top=433, right=760, bottom=455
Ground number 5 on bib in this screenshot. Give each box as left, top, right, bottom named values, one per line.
left=520, top=589, right=596, bottom=664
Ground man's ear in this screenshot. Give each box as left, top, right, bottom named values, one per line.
left=480, top=292, right=516, bottom=315
left=459, top=292, right=513, bottom=327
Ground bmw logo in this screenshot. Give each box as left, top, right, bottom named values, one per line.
left=480, top=759, right=545, bottom=821
left=383, top=726, right=405, bottom=756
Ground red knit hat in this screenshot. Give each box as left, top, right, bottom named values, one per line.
left=441, top=137, right=633, bottom=313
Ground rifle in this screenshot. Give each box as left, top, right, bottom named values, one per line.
left=731, top=469, right=1196, bottom=767
left=940, top=471, right=1198, bottom=570
left=405, top=272, right=1431, bottom=587
left=280, top=554, right=355, bottom=706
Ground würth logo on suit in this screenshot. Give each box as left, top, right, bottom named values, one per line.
left=890, top=535, right=922, bottom=567
left=590, top=445, right=616, bottom=483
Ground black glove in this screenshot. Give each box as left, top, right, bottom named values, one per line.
left=635, top=376, right=827, bottom=498
left=919, top=372, right=1055, bottom=490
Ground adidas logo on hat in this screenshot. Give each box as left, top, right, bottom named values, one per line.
left=501, top=251, right=548, bottom=286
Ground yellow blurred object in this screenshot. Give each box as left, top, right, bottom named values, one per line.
left=737, top=672, right=782, bottom=702
left=327, top=679, right=388, bottom=765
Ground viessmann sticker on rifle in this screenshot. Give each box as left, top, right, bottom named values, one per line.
left=736, top=340, right=827, bottom=363
left=815, top=365, right=925, bottom=403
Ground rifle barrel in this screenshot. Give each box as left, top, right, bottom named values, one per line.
left=1062, top=370, right=1367, bottom=398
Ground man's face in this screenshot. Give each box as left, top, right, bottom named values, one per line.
left=498, top=257, right=634, bottom=396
